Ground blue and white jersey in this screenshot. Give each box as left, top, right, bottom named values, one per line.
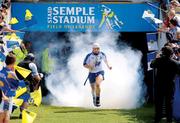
left=83, top=52, right=107, bottom=73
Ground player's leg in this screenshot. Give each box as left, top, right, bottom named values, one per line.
left=90, top=84, right=96, bottom=105
left=95, top=71, right=104, bottom=107
left=18, top=93, right=30, bottom=118
left=89, top=73, right=96, bottom=106
left=4, top=111, right=10, bottom=123
left=0, top=112, right=5, bottom=123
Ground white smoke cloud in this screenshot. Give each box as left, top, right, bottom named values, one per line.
left=44, top=32, right=145, bottom=109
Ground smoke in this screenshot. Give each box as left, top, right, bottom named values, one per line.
left=44, top=32, right=146, bottom=109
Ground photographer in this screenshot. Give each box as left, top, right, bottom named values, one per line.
left=16, top=53, right=43, bottom=92
left=150, top=46, right=180, bottom=123
left=15, top=53, right=43, bottom=118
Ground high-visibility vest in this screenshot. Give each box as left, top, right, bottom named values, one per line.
left=13, top=47, right=28, bottom=64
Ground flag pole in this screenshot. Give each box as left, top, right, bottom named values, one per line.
left=145, top=2, right=168, bottom=13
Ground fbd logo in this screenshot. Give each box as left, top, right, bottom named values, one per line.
left=99, top=5, right=123, bottom=31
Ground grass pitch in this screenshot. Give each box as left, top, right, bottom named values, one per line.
left=10, top=104, right=154, bottom=123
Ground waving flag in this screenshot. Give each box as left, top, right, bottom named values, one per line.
left=25, top=9, right=33, bottom=21
left=0, top=52, right=6, bottom=62
left=4, top=33, right=23, bottom=40
left=3, top=33, right=23, bottom=52
left=142, top=10, right=155, bottom=19
left=9, top=17, right=19, bottom=25
left=24, top=9, right=37, bottom=27
left=30, top=87, right=42, bottom=107
left=22, top=110, right=37, bottom=123
left=6, top=40, right=20, bottom=49
left=15, top=65, right=31, bottom=79
left=15, top=32, right=25, bottom=39
left=15, top=87, right=28, bottom=98
left=13, top=98, right=24, bottom=107
left=142, top=10, right=162, bottom=29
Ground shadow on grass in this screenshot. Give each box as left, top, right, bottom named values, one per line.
left=54, top=109, right=119, bottom=113
left=118, top=104, right=155, bottom=123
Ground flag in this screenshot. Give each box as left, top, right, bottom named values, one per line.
left=15, top=87, right=28, bottom=98
left=25, top=9, right=33, bottom=21
left=142, top=10, right=155, bottom=19
left=3, top=33, right=14, bottom=40
left=0, top=52, right=6, bottom=62
left=22, top=110, right=37, bottom=123
left=9, top=17, right=19, bottom=25
left=146, top=33, right=158, bottom=51
left=14, top=66, right=31, bottom=79
left=152, top=17, right=163, bottom=24
left=30, top=87, right=42, bottom=107
left=25, top=9, right=37, bottom=27
left=142, top=10, right=163, bottom=29
left=9, top=33, right=19, bottom=40
left=4, top=33, right=22, bottom=41
left=12, top=98, right=23, bottom=107
left=6, top=40, right=20, bottom=49
left=6, top=90, right=16, bottom=97
left=0, top=46, right=5, bottom=53
left=15, top=32, right=25, bottom=39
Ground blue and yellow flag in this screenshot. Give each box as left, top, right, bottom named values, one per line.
left=6, top=40, right=20, bottom=49
left=4, top=32, right=25, bottom=41
left=9, top=17, right=19, bottom=25
left=30, top=87, right=42, bottom=107
left=15, top=87, right=28, bottom=98
left=25, top=9, right=37, bottom=27
left=13, top=98, right=24, bottom=107
left=25, top=9, right=33, bottom=21
left=22, top=110, right=37, bottom=123
left=14, top=66, right=31, bottom=79
left=0, top=52, right=6, bottom=62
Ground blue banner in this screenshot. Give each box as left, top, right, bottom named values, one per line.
left=146, top=33, right=158, bottom=51
left=11, top=2, right=159, bottom=32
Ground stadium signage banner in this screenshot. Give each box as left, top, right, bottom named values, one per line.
left=11, top=3, right=159, bottom=32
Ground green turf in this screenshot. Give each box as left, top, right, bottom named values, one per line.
left=10, top=104, right=155, bottom=123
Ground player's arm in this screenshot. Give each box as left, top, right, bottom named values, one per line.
left=102, top=52, right=112, bottom=70
left=3, top=26, right=16, bottom=33
left=2, top=91, right=9, bottom=101
left=104, top=59, right=112, bottom=70
left=83, top=54, right=94, bottom=71
left=29, top=63, right=42, bottom=82
left=83, top=64, right=93, bottom=71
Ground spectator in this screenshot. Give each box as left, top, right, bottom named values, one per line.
left=150, top=46, right=180, bottom=123
left=166, top=18, right=180, bottom=42
left=0, top=13, right=16, bottom=35
left=169, top=0, right=180, bottom=13
left=16, top=53, right=43, bottom=92
left=0, top=3, right=8, bottom=16
left=12, top=42, right=28, bottom=64
left=0, top=54, right=17, bottom=123
left=158, top=9, right=180, bottom=32
left=15, top=53, right=43, bottom=118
